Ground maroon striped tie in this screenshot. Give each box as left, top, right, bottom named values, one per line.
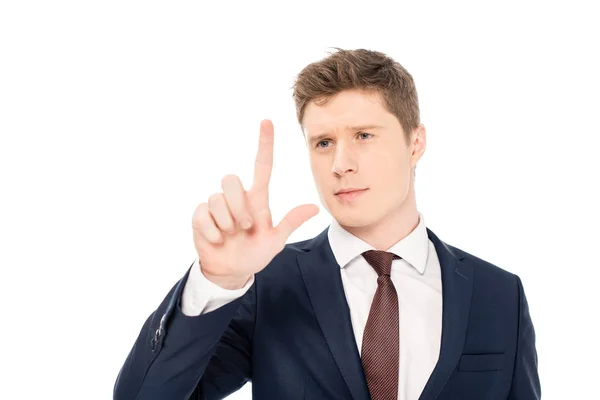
left=361, top=250, right=401, bottom=400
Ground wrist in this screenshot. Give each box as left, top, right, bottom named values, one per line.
left=201, top=269, right=252, bottom=290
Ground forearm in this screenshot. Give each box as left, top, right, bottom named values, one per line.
left=113, top=263, right=250, bottom=399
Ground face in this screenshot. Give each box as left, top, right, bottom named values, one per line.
left=302, top=89, right=425, bottom=230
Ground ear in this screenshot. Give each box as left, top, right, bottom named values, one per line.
left=410, top=124, right=426, bottom=168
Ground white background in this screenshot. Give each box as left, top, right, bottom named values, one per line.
left=1, top=1, right=599, bottom=399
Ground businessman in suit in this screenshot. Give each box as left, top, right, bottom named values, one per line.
left=114, top=48, right=541, bottom=399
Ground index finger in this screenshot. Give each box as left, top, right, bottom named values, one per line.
left=252, top=119, right=274, bottom=190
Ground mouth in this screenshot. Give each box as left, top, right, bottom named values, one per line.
left=334, top=188, right=368, bottom=201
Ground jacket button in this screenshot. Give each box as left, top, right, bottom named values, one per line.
left=150, top=313, right=167, bottom=352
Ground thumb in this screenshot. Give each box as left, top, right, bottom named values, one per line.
left=275, top=204, right=320, bottom=242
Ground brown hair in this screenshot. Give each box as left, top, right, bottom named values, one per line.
left=292, top=48, right=420, bottom=145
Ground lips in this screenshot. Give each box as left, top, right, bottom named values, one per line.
left=335, top=188, right=368, bottom=201
left=335, top=188, right=367, bottom=195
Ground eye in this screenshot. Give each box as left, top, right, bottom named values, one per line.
left=316, top=140, right=331, bottom=148
left=358, top=132, right=373, bottom=140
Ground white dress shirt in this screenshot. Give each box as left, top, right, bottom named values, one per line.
left=181, top=211, right=443, bottom=400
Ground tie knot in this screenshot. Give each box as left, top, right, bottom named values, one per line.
left=362, top=250, right=401, bottom=276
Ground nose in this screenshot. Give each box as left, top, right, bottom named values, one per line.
left=332, top=142, right=358, bottom=176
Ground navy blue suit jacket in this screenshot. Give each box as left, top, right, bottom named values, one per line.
left=114, top=227, right=541, bottom=399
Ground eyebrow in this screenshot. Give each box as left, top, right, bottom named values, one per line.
left=307, top=124, right=385, bottom=146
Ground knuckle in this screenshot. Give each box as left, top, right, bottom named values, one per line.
left=222, top=224, right=236, bottom=234
left=192, top=204, right=224, bottom=243
left=217, top=216, right=236, bottom=233
left=192, top=203, right=209, bottom=227
left=205, top=228, right=223, bottom=243
left=214, top=214, right=234, bottom=229
left=193, top=202, right=208, bottom=215
left=206, top=199, right=236, bottom=233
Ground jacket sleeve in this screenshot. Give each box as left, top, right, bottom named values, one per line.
left=113, top=260, right=256, bottom=400
left=181, top=257, right=254, bottom=316
left=508, top=275, right=542, bottom=399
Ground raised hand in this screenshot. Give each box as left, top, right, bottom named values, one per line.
left=191, top=120, right=319, bottom=289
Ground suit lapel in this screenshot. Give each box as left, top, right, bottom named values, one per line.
left=418, top=228, right=473, bottom=400
left=297, top=227, right=371, bottom=400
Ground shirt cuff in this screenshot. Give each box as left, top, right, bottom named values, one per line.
left=180, top=258, right=255, bottom=316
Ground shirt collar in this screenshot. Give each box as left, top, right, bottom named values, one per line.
left=327, top=211, right=429, bottom=275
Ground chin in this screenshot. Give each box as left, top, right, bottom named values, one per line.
left=331, top=209, right=375, bottom=228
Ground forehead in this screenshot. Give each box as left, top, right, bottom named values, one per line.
left=302, top=90, right=395, bottom=138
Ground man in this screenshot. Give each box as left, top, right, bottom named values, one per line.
left=114, top=48, right=541, bottom=400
